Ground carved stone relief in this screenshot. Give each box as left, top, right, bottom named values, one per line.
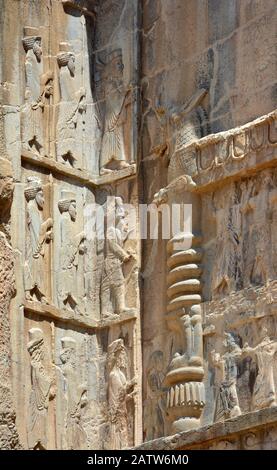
left=96, top=49, right=134, bottom=175
left=27, top=327, right=56, bottom=449
left=56, top=189, right=86, bottom=314
left=100, top=196, right=136, bottom=319
left=21, top=27, right=44, bottom=155
left=56, top=42, right=86, bottom=169
left=211, top=333, right=242, bottom=422
left=59, top=336, right=88, bottom=449
left=143, top=350, right=166, bottom=441
left=24, top=176, right=53, bottom=303
left=106, top=338, right=136, bottom=449
left=203, top=168, right=277, bottom=301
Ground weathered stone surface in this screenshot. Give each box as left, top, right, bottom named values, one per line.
left=0, top=0, right=276, bottom=451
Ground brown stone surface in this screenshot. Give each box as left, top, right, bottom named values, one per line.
left=0, top=0, right=276, bottom=450
left=134, top=407, right=277, bottom=450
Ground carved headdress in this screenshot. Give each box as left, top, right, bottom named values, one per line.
left=27, top=327, right=44, bottom=353
left=58, top=190, right=76, bottom=213
left=107, top=338, right=127, bottom=371
left=22, top=27, right=42, bottom=60
left=57, top=42, right=75, bottom=74
left=61, top=336, right=77, bottom=351
left=24, top=176, right=43, bottom=201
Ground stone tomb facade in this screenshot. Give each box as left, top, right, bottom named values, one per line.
left=0, top=0, right=276, bottom=450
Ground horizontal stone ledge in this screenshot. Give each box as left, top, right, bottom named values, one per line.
left=133, top=406, right=277, bottom=450
left=21, top=149, right=137, bottom=186
left=62, top=0, right=96, bottom=18
left=144, top=110, right=277, bottom=192
left=202, top=280, right=277, bottom=332
left=23, top=300, right=137, bottom=330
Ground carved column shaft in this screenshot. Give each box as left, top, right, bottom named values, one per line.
left=163, top=187, right=205, bottom=433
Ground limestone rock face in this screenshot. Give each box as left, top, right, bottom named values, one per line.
left=0, top=0, right=276, bottom=450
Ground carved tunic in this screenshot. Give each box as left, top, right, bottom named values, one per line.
left=22, top=48, right=44, bottom=152
left=100, top=89, right=127, bottom=168
left=108, top=367, right=129, bottom=449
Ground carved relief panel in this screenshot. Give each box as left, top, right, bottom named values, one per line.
left=202, top=168, right=277, bottom=300
left=100, top=323, right=137, bottom=449
left=15, top=167, right=54, bottom=305
left=56, top=42, right=86, bottom=170
left=95, top=186, right=138, bottom=321
left=18, top=314, right=100, bottom=450
left=17, top=316, right=138, bottom=450
left=53, top=181, right=97, bottom=319
left=202, top=282, right=277, bottom=426
left=93, top=0, right=139, bottom=176
left=21, top=26, right=53, bottom=157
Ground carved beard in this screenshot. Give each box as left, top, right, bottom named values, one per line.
left=33, top=41, right=42, bottom=62
left=68, top=57, right=75, bottom=77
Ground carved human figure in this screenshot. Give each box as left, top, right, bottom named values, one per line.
left=58, top=191, right=86, bottom=313
left=242, top=328, right=277, bottom=410
left=168, top=305, right=203, bottom=372
left=107, top=339, right=135, bottom=449
left=56, top=42, right=86, bottom=169
left=98, top=49, right=132, bottom=174
left=211, top=333, right=242, bottom=422
left=143, top=351, right=165, bottom=441
left=101, top=197, right=134, bottom=317
left=27, top=328, right=56, bottom=449
left=212, top=200, right=242, bottom=297
left=60, top=337, right=88, bottom=450
left=24, top=176, right=53, bottom=303
left=22, top=27, right=53, bottom=155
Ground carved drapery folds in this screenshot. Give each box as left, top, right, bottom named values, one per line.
left=57, top=190, right=86, bottom=314
left=21, top=27, right=53, bottom=157
left=56, top=42, right=86, bottom=169
left=24, top=176, right=53, bottom=303
left=96, top=48, right=134, bottom=175
left=107, top=338, right=136, bottom=449
left=100, top=196, right=137, bottom=319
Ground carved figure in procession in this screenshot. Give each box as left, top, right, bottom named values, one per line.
left=143, top=351, right=165, bottom=441
left=24, top=176, right=53, bottom=303
left=242, top=328, right=277, bottom=410
left=22, top=27, right=53, bottom=155
left=58, top=190, right=86, bottom=313
left=101, top=196, right=135, bottom=317
left=27, top=328, right=56, bottom=449
left=211, top=333, right=242, bottom=422
left=167, top=305, right=204, bottom=374
left=107, top=339, right=136, bottom=449
left=56, top=42, right=86, bottom=169
left=60, top=337, right=88, bottom=450
left=97, top=49, right=133, bottom=175
left=212, top=200, right=242, bottom=298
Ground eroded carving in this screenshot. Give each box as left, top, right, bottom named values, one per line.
left=22, top=27, right=53, bottom=155
left=56, top=42, right=86, bottom=169
left=143, top=351, right=165, bottom=441
left=27, top=328, right=56, bottom=450
left=101, top=197, right=135, bottom=318
left=242, top=328, right=277, bottom=410
left=60, top=337, right=88, bottom=449
left=211, top=333, right=242, bottom=422
left=107, top=339, right=136, bottom=449
left=58, top=190, right=86, bottom=314
left=97, top=49, right=133, bottom=175
left=24, top=177, right=53, bottom=303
